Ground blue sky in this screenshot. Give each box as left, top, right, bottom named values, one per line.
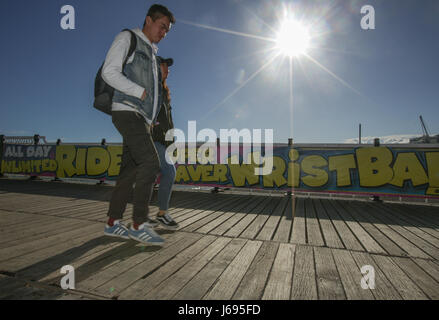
left=1, top=0, right=438, bottom=144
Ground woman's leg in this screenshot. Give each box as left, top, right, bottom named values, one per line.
left=154, top=142, right=176, bottom=212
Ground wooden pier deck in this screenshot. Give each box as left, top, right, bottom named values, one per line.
left=0, top=178, right=438, bottom=300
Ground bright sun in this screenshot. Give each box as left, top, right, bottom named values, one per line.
left=276, top=19, right=310, bottom=57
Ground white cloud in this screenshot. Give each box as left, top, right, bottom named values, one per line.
left=344, top=134, right=421, bottom=144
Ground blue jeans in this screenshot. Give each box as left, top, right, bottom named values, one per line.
left=154, top=142, right=176, bottom=211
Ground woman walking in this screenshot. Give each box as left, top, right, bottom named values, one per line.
left=152, top=56, right=179, bottom=229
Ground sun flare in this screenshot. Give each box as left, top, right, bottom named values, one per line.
left=276, top=19, right=310, bottom=57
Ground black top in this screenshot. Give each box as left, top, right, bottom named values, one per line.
left=152, top=91, right=174, bottom=146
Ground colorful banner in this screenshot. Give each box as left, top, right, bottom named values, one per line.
left=1, top=143, right=438, bottom=197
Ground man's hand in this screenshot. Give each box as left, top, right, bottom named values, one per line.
left=141, top=89, right=147, bottom=101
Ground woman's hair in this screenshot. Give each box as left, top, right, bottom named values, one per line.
left=162, top=79, right=171, bottom=103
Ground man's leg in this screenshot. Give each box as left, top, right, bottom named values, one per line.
left=107, top=111, right=159, bottom=227
left=107, top=140, right=136, bottom=221
left=128, top=132, right=160, bottom=225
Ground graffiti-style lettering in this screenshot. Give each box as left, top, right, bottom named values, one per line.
left=1, top=143, right=438, bottom=198
left=187, top=165, right=203, bottom=182
left=4, top=146, right=24, bottom=158
left=25, top=146, right=52, bottom=158
left=301, top=155, right=328, bottom=187
left=107, top=146, right=122, bottom=176
left=86, top=147, right=110, bottom=176
left=201, top=165, right=217, bottom=182
left=228, top=155, right=259, bottom=187
left=288, top=149, right=300, bottom=187
left=56, top=145, right=77, bottom=178
left=329, top=154, right=356, bottom=187
left=175, top=165, right=190, bottom=183
left=263, top=156, right=287, bottom=187
left=213, top=164, right=228, bottom=182
left=426, top=152, right=439, bottom=195
left=75, top=148, right=87, bottom=176
left=390, top=152, right=428, bottom=187
left=41, top=159, right=57, bottom=172
left=356, top=147, right=393, bottom=187
left=32, top=160, right=42, bottom=173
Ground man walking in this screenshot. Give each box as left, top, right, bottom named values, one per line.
left=102, top=4, right=175, bottom=245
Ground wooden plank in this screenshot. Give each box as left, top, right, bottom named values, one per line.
left=331, top=248, right=375, bottom=300
left=0, top=223, right=103, bottom=272
left=314, top=246, right=346, bottom=300
left=290, top=197, right=306, bottom=245
left=16, top=198, right=85, bottom=214
left=92, top=234, right=216, bottom=297
left=256, top=197, right=289, bottom=241
left=371, top=254, right=428, bottom=299
left=232, top=241, right=279, bottom=299
left=74, top=233, right=190, bottom=292
left=203, top=240, right=263, bottom=300
left=16, top=199, right=92, bottom=215
left=313, top=199, right=344, bottom=249
left=391, top=256, right=439, bottom=299
left=363, top=202, right=438, bottom=260
left=262, top=243, right=295, bottom=300
left=1, top=211, right=84, bottom=232
left=82, top=233, right=201, bottom=298
left=37, top=239, right=129, bottom=284
left=320, top=199, right=363, bottom=251
left=305, top=198, right=325, bottom=246
left=0, top=196, right=65, bottom=211
left=176, top=195, right=240, bottom=229
left=341, top=200, right=408, bottom=257
left=349, top=201, right=430, bottom=259
left=412, top=258, right=439, bottom=282
left=19, top=238, right=131, bottom=283
left=0, top=212, right=59, bottom=229
left=374, top=203, right=439, bottom=253
left=0, top=197, right=72, bottom=212
left=172, top=238, right=247, bottom=300
left=143, top=237, right=232, bottom=300
left=39, top=201, right=107, bottom=218
left=196, top=196, right=254, bottom=234
left=116, top=233, right=214, bottom=299
left=181, top=196, right=244, bottom=232
left=239, top=198, right=279, bottom=239
left=170, top=194, right=221, bottom=219
left=290, top=245, right=317, bottom=300
left=406, top=204, right=439, bottom=226
left=331, top=200, right=386, bottom=254
left=223, top=197, right=272, bottom=238
left=0, top=275, right=28, bottom=299
left=1, top=213, right=69, bottom=232
left=23, top=199, right=99, bottom=217
left=381, top=203, right=439, bottom=239
left=209, top=196, right=267, bottom=236
left=62, top=202, right=109, bottom=218
left=272, top=197, right=293, bottom=243
left=0, top=221, right=96, bottom=262
left=0, top=219, right=87, bottom=249
left=386, top=202, right=439, bottom=226
left=4, top=226, right=110, bottom=279
left=350, top=251, right=402, bottom=300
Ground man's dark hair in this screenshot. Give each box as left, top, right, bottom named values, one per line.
left=143, top=4, right=175, bottom=27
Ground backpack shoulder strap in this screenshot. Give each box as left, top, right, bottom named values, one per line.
left=121, top=29, right=137, bottom=66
